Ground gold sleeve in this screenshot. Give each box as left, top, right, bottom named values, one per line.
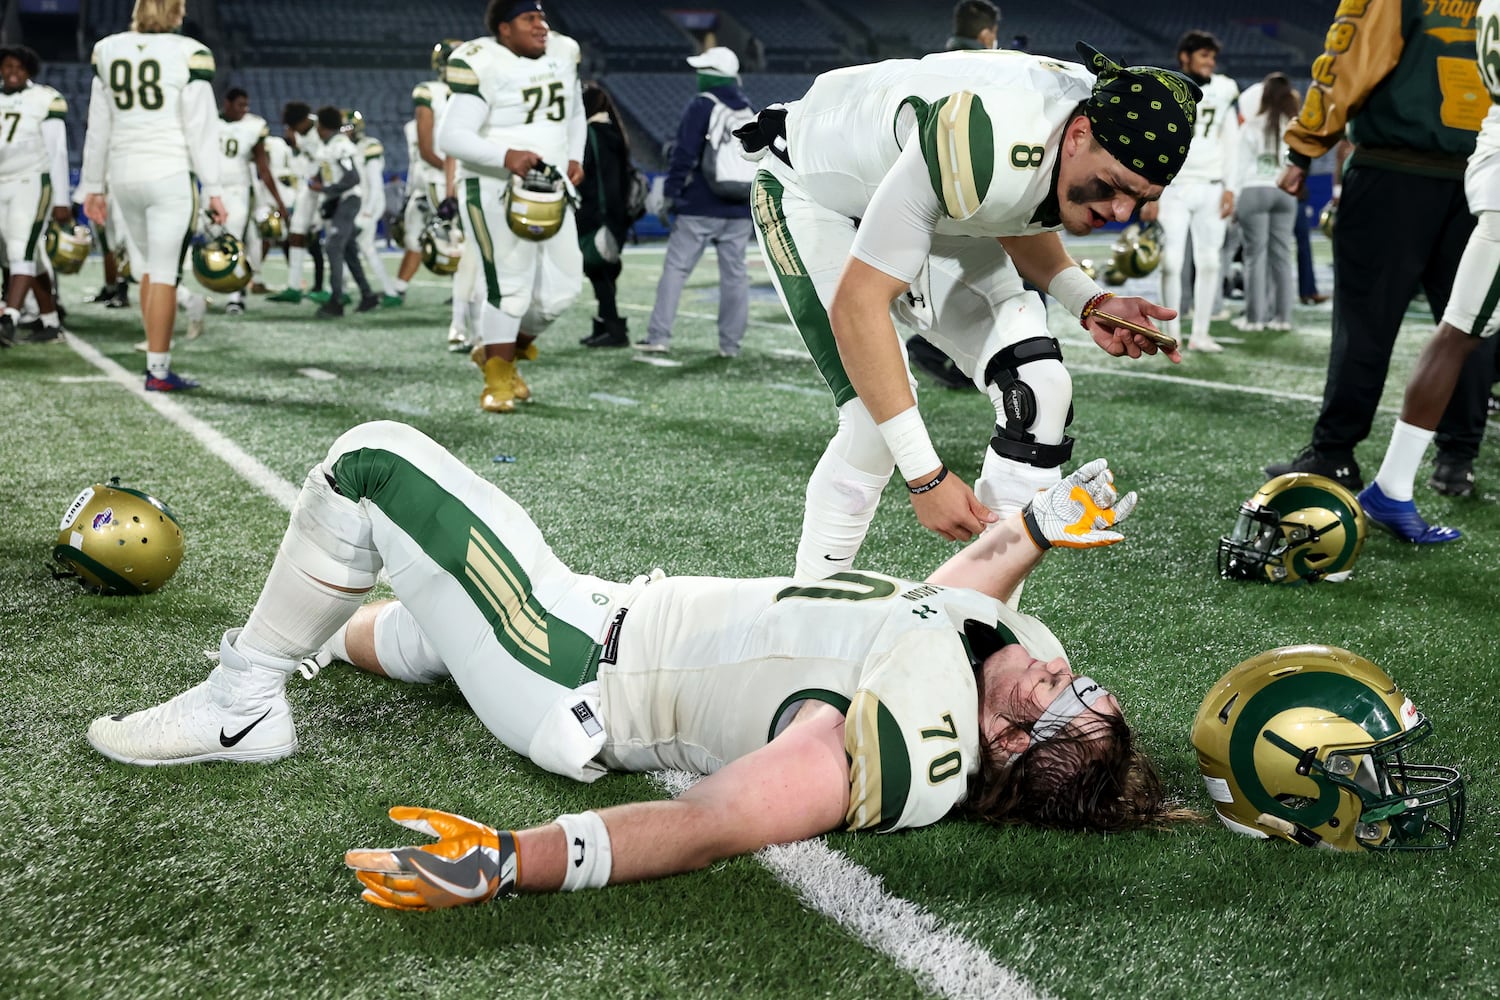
left=1284, top=0, right=1404, bottom=161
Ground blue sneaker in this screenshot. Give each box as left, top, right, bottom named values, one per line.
left=145, top=370, right=201, bottom=392
left=1357, top=482, right=1460, bottom=544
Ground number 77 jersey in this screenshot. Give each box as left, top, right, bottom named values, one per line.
left=596, top=571, right=1070, bottom=833
left=442, top=32, right=583, bottom=179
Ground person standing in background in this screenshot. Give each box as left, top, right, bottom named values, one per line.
left=638, top=46, right=753, bottom=357
left=1234, top=74, right=1300, bottom=333
left=1266, top=0, right=1493, bottom=496
left=577, top=81, right=635, bottom=349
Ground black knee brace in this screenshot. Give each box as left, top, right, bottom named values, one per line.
left=983, top=336, right=1074, bottom=467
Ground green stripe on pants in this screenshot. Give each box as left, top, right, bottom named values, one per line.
left=24, top=174, right=52, bottom=262
left=751, top=170, right=856, bottom=406
left=465, top=176, right=501, bottom=307
left=329, top=446, right=600, bottom=688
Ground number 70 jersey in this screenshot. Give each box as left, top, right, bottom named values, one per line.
left=442, top=32, right=582, bottom=178
left=597, top=571, right=1069, bottom=833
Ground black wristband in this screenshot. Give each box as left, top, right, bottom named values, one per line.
left=1021, top=503, right=1052, bottom=550
left=908, top=466, right=949, bottom=495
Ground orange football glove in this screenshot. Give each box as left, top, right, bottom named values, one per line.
left=344, top=806, right=518, bottom=911
left=1021, top=458, right=1138, bottom=550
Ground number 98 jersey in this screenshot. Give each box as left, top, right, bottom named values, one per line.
left=89, top=31, right=215, bottom=180
left=442, top=32, right=582, bottom=178
left=597, top=571, right=1069, bottom=833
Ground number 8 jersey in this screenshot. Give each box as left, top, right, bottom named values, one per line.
left=598, top=571, right=1068, bottom=833
left=442, top=32, right=583, bottom=178
left=84, top=31, right=217, bottom=186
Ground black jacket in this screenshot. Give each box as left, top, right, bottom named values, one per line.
left=578, top=113, right=631, bottom=241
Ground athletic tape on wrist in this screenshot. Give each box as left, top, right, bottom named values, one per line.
left=555, top=811, right=613, bottom=891
left=1048, top=266, right=1105, bottom=320
left=877, top=407, right=942, bottom=483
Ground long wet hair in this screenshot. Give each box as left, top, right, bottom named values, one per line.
left=131, top=0, right=184, bottom=33
left=1259, top=72, right=1300, bottom=150
left=961, top=670, right=1184, bottom=833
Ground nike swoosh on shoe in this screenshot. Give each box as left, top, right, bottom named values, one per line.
left=220, top=708, right=272, bottom=747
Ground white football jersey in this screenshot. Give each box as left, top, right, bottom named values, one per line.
left=1477, top=0, right=1500, bottom=155
left=262, top=133, right=294, bottom=185
left=408, top=79, right=449, bottom=190
left=316, top=132, right=360, bottom=203
left=86, top=31, right=216, bottom=182
left=598, top=571, right=1068, bottom=833
left=442, top=32, right=583, bottom=178
left=357, top=134, right=386, bottom=214
left=785, top=50, right=1095, bottom=237
left=219, top=112, right=268, bottom=189
left=1173, top=73, right=1240, bottom=184
left=0, top=82, right=66, bottom=179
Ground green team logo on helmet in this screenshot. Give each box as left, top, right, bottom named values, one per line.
left=192, top=231, right=252, bottom=294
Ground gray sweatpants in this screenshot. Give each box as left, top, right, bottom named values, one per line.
left=1238, top=185, right=1297, bottom=325
left=645, top=215, right=752, bottom=353
left=324, top=196, right=372, bottom=302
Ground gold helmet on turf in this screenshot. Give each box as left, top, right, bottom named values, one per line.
left=1319, top=202, right=1336, bottom=240
left=1106, top=220, right=1164, bottom=283
left=1218, top=473, right=1366, bottom=584
left=506, top=163, right=568, bottom=241
left=191, top=224, right=252, bottom=293
left=341, top=108, right=364, bottom=141
left=1192, top=644, right=1464, bottom=851
left=53, top=480, right=184, bottom=595
left=431, top=38, right=463, bottom=76
left=46, top=221, right=93, bottom=274
left=254, top=204, right=285, bottom=241
left=419, top=218, right=463, bottom=274
left=114, top=242, right=132, bottom=280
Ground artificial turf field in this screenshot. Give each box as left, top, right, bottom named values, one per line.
left=3, top=236, right=1499, bottom=999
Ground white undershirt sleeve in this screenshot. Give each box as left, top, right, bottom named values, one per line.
left=80, top=77, right=112, bottom=195
left=181, top=79, right=221, bottom=196
left=437, top=93, right=509, bottom=173
left=849, top=141, right=942, bottom=283
left=42, top=118, right=70, bottom=206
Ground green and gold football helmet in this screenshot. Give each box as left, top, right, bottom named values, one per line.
left=53, top=480, right=184, bottom=595
left=1218, top=473, right=1365, bottom=584
left=1192, top=645, right=1464, bottom=851
left=114, top=242, right=132, bottom=280
left=1103, top=220, right=1164, bottom=285
left=506, top=164, right=569, bottom=241
left=46, top=221, right=93, bottom=274
left=1319, top=202, right=1336, bottom=240
left=191, top=223, right=252, bottom=293
left=341, top=108, right=364, bottom=141
left=419, top=218, right=463, bottom=274
left=254, top=204, right=285, bottom=241
left=431, top=38, right=463, bottom=76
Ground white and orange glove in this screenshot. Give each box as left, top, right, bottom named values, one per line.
left=1021, top=458, right=1137, bottom=550
left=344, top=807, right=517, bottom=911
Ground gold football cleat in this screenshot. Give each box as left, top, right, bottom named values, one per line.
left=480, top=357, right=517, bottom=413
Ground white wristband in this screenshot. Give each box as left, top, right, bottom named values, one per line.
left=1049, top=265, right=1106, bottom=320
left=876, top=406, right=942, bottom=483
left=555, top=811, right=613, bottom=891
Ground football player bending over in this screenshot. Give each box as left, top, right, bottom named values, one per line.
left=88, top=420, right=1176, bottom=907
left=735, top=43, right=1199, bottom=589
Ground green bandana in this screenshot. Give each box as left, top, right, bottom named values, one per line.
left=1076, top=41, right=1202, bottom=187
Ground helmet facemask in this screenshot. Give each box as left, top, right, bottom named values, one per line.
left=1218, top=474, right=1365, bottom=584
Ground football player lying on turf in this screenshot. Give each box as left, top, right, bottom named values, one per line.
left=88, top=421, right=1164, bottom=908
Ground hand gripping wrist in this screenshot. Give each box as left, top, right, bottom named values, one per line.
left=876, top=406, right=942, bottom=483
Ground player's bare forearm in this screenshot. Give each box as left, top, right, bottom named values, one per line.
left=829, top=257, right=918, bottom=423
left=417, top=108, right=444, bottom=170
left=997, top=232, right=1075, bottom=288
left=925, top=513, right=1042, bottom=600
left=513, top=707, right=850, bottom=890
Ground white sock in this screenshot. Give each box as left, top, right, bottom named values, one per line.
left=286, top=245, right=306, bottom=288
left=451, top=289, right=469, bottom=333
left=146, top=351, right=171, bottom=378
left=1374, top=420, right=1435, bottom=502
left=239, top=553, right=369, bottom=661
left=4, top=307, right=19, bottom=323
left=794, top=451, right=891, bottom=579
left=394, top=278, right=408, bottom=295
left=41, top=310, right=60, bottom=328
left=320, top=623, right=351, bottom=663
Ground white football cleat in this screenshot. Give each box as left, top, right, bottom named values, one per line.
left=88, top=630, right=298, bottom=766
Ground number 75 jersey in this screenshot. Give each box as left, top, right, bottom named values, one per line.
left=597, top=571, right=1069, bottom=833
left=442, top=32, right=582, bottom=178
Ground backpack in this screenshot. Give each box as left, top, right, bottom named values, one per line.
left=699, top=93, right=757, bottom=202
